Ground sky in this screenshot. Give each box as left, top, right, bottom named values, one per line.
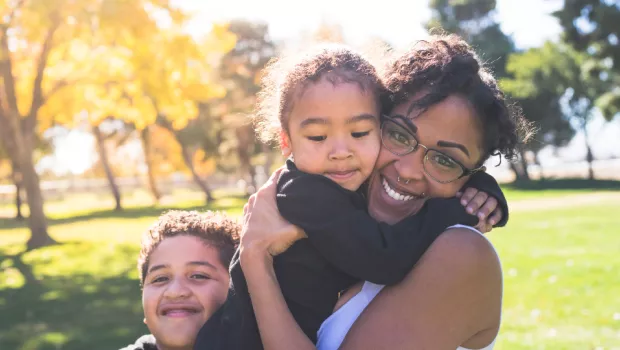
left=176, top=0, right=564, bottom=49
left=42, top=0, right=620, bottom=176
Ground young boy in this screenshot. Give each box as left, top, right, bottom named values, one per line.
left=121, top=210, right=239, bottom=350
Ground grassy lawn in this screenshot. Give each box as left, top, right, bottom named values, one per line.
left=1, top=185, right=619, bottom=349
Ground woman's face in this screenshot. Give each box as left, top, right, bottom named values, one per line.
left=367, top=94, right=484, bottom=224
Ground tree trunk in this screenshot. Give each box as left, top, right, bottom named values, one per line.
left=93, top=125, right=122, bottom=211
left=236, top=125, right=257, bottom=194
left=518, top=149, right=531, bottom=181
left=140, top=127, right=162, bottom=203
left=534, top=152, right=545, bottom=181
left=508, top=149, right=531, bottom=182
left=11, top=160, right=24, bottom=220
left=583, top=124, right=595, bottom=180
left=20, top=143, right=55, bottom=250
left=179, top=142, right=214, bottom=204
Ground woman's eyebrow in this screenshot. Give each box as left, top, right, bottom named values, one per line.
left=392, top=114, right=418, bottom=133
left=437, top=140, right=470, bottom=157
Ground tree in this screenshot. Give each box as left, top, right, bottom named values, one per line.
left=0, top=0, right=192, bottom=249
left=554, top=0, right=620, bottom=121
left=128, top=23, right=236, bottom=205
left=502, top=41, right=608, bottom=179
left=215, top=20, right=276, bottom=192
left=426, top=0, right=516, bottom=78
left=0, top=145, right=24, bottom=220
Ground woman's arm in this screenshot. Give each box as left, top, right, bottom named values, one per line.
left=340, top=227, right=503, bottom=350
left=241, top=246, right=317, bottom=350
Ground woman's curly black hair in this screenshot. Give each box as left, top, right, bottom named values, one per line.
left=381, top=34, right=533, bottom=164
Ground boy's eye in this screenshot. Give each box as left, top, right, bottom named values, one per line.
left=307, top=135, right=326, bottom=142
left=151, top=276, right=169, bottom=284
left=190, top=273, right=211, bottom=280
left=352, top=131, right=371, bottom=138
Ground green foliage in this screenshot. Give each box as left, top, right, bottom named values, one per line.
left=426, top=0, right=515, bottom=78
left=554, top=0, right=620, bottom=121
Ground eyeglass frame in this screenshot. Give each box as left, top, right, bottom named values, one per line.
left=380, top=115, right=486, bottom=184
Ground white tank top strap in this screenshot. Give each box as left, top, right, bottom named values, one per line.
left=316, top=225, right=497, bottom=350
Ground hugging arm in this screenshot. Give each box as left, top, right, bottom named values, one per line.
left=277, top=170, right=478, bottom=285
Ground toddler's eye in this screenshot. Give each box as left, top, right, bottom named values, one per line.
left=307, top=136, right=326, bottom=142
left=352, top=131, right=370, bottom=138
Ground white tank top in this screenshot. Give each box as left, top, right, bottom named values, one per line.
left=316, top=225, right=498, bottom=350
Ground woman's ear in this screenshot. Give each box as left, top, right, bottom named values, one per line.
left=280, top=130, right=291, bottom=158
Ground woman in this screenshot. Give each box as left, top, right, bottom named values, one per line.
left=240, top=34, right=530, bottom=349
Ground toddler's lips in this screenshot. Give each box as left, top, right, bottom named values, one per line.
left=325, top=170, right=357, bottom=181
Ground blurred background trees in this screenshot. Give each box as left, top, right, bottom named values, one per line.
left=1, top=0, right=618, bottom=249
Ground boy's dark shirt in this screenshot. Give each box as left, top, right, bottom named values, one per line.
left=119, top=335, right=158, bottom=350
left=194, top=160, right=508, bottom=350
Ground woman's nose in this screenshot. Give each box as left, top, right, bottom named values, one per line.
left=394, top=149, right=425, bottom=182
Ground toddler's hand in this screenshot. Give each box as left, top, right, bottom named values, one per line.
left=456, top=187, right=503, bottom=233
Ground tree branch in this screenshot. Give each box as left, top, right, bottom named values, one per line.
left=0, top=25, right=20, bottom=114
left=26, top=17, right=61, bottom=130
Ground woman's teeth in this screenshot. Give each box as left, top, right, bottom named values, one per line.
left=382, top=178, right=414, bottom=201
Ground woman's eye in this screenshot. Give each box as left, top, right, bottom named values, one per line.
left=389, top=130, right=410, bottom=145
left=352, top=131, right=370, bottom=138
left=432, top=154, right=458, bottom=168
left=307, top=135, right=326, bottom=142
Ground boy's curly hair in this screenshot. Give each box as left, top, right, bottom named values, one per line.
left=138, top=210, right=240, bottom=286
left=382, top=34, right=534, bottom=164
left=253, top=43, right=386, bottom=146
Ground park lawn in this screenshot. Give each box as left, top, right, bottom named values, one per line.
left=1, top=189, right=619, bottom=349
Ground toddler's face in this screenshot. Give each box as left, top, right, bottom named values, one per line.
left=283, top=78, right=381, bottom=191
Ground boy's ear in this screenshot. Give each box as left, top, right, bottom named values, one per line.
left=143, top=317, right=147, bottom=325
left=280, top=130, right=292, bottom=158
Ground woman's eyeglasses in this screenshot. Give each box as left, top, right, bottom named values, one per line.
left=380, top=116, right=485, bottom=184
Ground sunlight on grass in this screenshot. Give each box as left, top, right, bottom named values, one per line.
left=489, top=204, right=620, bottom=349
left=1, top=189, right=619, bottom=349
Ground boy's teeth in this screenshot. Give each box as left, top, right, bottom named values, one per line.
left=382, top=178, right=414, bottom=201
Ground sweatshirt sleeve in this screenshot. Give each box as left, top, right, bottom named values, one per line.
left=277, top=170, right=478, bottom=285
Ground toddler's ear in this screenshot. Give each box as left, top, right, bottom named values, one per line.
left=143, top=317, right=147, bottom=325
left=280, top=130, right=292, bottom=158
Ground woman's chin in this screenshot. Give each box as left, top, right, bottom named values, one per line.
left=367, top=175, right=426, bottom=224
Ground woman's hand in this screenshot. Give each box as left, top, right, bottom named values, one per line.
left=240, top=167, right=307, bottom=266
left=456, top=188, right=503, bottom=233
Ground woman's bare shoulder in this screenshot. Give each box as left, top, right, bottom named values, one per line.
left=340, top=227, right=503, bottom=349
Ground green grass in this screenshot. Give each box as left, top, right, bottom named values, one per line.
left=1, top=186, right=619, bottom=349
left=489, top=203, right=620, bottom=349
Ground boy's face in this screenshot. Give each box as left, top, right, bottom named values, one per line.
left=142, top=235, right=229, bottom=349
left=283, top=78, right=381, bottom=191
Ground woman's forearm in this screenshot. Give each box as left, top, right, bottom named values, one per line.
left=241, top=248, right=317, bottom=350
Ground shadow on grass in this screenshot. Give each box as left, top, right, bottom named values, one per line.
left=0, top=195, right=248, bottom=231
left=503, top=178, right=620, bottom=191
left=0, top=243, right=146, bottom=350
